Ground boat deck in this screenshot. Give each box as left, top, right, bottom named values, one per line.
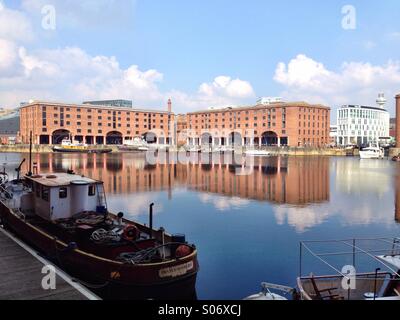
left=0, top=227, right=100, bottom=300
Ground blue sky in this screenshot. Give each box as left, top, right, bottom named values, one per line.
left=1, top=0, right=400, bottom=116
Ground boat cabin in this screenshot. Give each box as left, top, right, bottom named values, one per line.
left=23, top=173, right=106, bottom=221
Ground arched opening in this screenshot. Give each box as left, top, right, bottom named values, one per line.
left=143, top=132, right=157, bottom=144
left=201, top=133, right=213, bottom=146
left=106, top=131, right=123, bottom=145
left=52, top=129, right=71, bottom=145
left=261, top=131, right=278, bottom=146
left=229, top=132, right=243, bottom=146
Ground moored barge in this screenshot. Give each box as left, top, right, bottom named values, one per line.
left=0, top=164, right=198, bottom=300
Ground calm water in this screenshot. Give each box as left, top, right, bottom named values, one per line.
left=1, top=152, right=400, bottom=300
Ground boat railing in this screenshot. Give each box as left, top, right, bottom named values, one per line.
left=299, top=237, right=400, bottom=280
left=0, top=184, right=13, bottom=202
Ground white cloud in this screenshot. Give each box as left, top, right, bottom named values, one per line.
left=0, top=4, right=34, bottom=42
left=0, top=2, right=255, bottom=112
left=199, top=76, right=255, bottom=99
left=274, top=54, right=400, bottom=113
left=198, top=194, right=250, bottom=211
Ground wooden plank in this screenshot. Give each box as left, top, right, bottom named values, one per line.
left=0, top=228, right=99, bottom=300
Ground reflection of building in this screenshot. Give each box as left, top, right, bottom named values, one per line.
left=335, top=158, right=391, bottom=196
left=336, top=94, right=390, bottom=146
left=186, top=157, right=329, bottom=205
left=186, top=100, right=330, bottom=148
left=19, top=101, right=175, bottom=146
left=29, top=154, right=329, bottom=206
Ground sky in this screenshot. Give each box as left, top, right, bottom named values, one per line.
left=1, top=0, right=400, bottom=117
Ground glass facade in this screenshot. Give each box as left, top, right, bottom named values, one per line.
left=336, top=105, right=390, bottom=146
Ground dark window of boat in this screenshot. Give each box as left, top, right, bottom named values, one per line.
left=42, top=187, right=50, bottom=202
left=59, top=187, right=68, bottom=199
left=88, top=185, right=96, bottom=196
left=36, top=183, right=41, bottom=198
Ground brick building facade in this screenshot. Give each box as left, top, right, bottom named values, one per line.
left=19, top=101, right=175, bottom=145
left=185, top=102, right=330, bottom=147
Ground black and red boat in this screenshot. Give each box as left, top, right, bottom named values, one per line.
left=0, top=162, right=198, bottom=300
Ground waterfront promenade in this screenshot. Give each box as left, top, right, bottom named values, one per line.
left=0, top=144, right=353, bottom=156
left=0, top=227, right=99, bottom=300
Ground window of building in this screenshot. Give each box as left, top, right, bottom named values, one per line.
left=59, top=187, right=68, bottom=199
left=88, top=185, right=96, bottom=196
left=42, top=187, right=50, bottom=202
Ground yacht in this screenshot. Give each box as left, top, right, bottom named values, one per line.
left=359, top=144, right=384, bottom=159
left=118, top=138, right=150, bottom=152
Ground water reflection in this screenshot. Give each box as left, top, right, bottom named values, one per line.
left=3, top=153, right=399, bottom=230
left=26, top=153, right=330, bottom=208
left=1, top=152, right=400, bottom=299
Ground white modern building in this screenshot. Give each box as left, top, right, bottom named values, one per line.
left=336, top=94, right=390, bottom=146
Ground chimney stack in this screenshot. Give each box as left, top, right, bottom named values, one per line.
left=396, top=94, right=400, bottom=148
left=168, top=99, right=172, bottom=113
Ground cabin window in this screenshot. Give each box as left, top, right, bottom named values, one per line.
left=59, top=187, right=68, bottom=199
left=42, top=187, right=50, bottom=202
left=35, top=183, right=41, bottom=198
left=88, top=185, right=96, bottom=197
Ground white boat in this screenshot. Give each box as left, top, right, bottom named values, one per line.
left=246, top=238, right=400, bottom=301
left=359, top=145, right=384, bottom=159
left=245, top=150, right=271, bottom=157
left=118, top=138, right=149, bottom=152
left=244, top=283, right=293, bottom=300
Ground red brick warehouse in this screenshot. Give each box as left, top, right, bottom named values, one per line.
left=185, top=101, right=330, bottom=148
left=19, top=101, right=175, bottom=145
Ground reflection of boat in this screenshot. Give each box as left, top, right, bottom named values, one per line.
left=53, top=139, right=112, bottom=154
left=359, top=145, right=384, bottom=159
left=0, top=161, right=199, bottom=299
left=118, top=138, right=149, bottom=153
left=245, top=150, right=271, bottom=157
left=247, top=238, right=400, bottom=300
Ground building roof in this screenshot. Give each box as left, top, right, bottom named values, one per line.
left=20, top=101, right=172, bottom=115
left=339, top=105, right=388, bottom=112
left=187, top=101, right=330, bottom=115
left=26, top=173, right=100, bottom=187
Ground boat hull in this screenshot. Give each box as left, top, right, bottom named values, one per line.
left=0, top=201, right=198, bottom=300
left=359, top=151, right=383, bottom=159
left=53, top=146, right=113, bottom=154
left=118, top=146, right=149, bottom=153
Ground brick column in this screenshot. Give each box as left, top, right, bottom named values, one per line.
left=397, top=94, right=400, bottom=148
